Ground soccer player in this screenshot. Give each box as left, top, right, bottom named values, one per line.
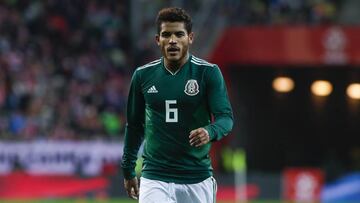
left=121, top=7, right=233, bottom=203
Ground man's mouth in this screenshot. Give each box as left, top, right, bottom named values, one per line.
left=167, top=47, right=180, bottom=53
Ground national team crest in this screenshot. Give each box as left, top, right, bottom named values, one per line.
left=184, top=79, right=199, bottom=96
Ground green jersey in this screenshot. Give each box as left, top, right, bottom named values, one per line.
left=121, top=55, right=233, bottom=184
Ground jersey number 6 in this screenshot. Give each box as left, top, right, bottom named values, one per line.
left=165, top=100, right=178, bottom=123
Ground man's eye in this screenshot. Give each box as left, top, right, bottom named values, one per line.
left=176, top=32, right=185, bottom=37
left=161, top=33, right=171, bottom=37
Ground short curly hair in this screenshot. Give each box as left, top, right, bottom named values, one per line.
left=156, top=7, right=192, bottom=34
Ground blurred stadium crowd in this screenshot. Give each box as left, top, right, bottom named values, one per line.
left=0, top=0, right=132, bottom=140
left=0, top=0, right=358, bottom=140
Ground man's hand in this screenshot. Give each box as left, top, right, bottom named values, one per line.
left=124, top=177, right=139, bottom=199
left=189, top=128, right=210, bottom=147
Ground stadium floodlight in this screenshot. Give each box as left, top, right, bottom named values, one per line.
left=311, top=80, right=333, bottom=96
left=272, top=76, right=295, bottom=93
left=346, top=83, right=360, bottom=99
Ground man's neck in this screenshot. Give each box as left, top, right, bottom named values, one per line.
left=164, top=53, right=189, bottom=74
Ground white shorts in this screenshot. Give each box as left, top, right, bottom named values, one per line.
left=139, top=176, right=217, bottom=203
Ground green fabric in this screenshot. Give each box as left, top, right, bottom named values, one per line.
left=101, top=112, right=121, bottom=135
left=121, top=55, right=233, bottom=183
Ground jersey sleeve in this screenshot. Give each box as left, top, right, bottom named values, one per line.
left=121, top=70, right=145, bottom=180
left=204, top=65, right=234, bottom=141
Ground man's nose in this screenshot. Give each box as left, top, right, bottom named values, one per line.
left=169, top=35, right=177, bottom=44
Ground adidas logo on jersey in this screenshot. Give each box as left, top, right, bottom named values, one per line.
left=147, top=85, right=158, bottom=93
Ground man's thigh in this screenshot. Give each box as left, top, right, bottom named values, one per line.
left=175, top=177, right=217, bottom=203
left=139, top=177, right=173, bottom=203
left=139, top=176, right=217, bottom=203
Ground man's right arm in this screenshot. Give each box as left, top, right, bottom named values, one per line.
left=121, top=70, right=145, bottom=180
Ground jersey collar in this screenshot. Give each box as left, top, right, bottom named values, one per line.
left=162, top=54, right=191, bottom=75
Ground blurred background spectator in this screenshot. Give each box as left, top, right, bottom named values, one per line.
left=0, top=0, right=132, bottom=140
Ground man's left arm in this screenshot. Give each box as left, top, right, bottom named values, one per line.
left=189, top=65, right=233, bottom=146
left=204, top=65, right=233, bottom=141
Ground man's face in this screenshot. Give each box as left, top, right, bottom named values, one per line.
left=156, top=22, right=193, bottom=64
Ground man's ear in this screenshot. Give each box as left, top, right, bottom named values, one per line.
left=155, top=35, right=160, bottom=46
left=188, top=32, right=194, bottom=44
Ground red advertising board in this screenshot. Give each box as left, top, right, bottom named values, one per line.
left=282, top=168, right=324, bottom=202
left=210, top=26, right=360, bottom=67
left=0, top=172, right=108, bottom=199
